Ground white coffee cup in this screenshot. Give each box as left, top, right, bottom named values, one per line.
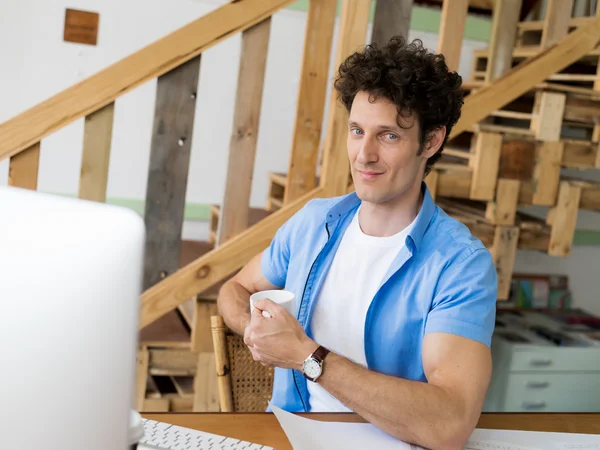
left=250, top=289, right=296, bottom=318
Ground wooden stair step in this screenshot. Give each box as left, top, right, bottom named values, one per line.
left=472, top=123, right=535, bottom=137
left=180, top=239, right=214, bottom=267
left=210, top=205, right=272, bottom=226
left=473, top=45, right=600, bottom=62
left=517, top=16, right=594, bottom=32
left=139, top=311, right=191, bottom=344
left=443, top=147, right=472, bottom=159
left=432, top=161, right=472, bottom=172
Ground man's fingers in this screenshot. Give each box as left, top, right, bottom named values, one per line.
left=253, top=298, right=283, bottom=316
left=243, top=326, right=252, bottom=346
left=249, top=346, right=271, bottom=367
left=250, top=346, right=261, bottom=362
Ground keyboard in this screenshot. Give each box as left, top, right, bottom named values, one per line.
left=139, top=418, right=276, bottom=450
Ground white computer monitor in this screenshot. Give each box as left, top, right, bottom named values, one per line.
left=0, top=185, right=145, bottom=449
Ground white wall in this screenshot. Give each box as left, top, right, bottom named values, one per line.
left=2, top=0, right=599, bottom=314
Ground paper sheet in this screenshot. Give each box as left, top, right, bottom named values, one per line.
left=464, top=438, right=542, bottom=450
left=271, top=403, right=600, bottom=450
left=470, top=428, right=600, bottom=450
left=271, top=403, right=426, bottom=449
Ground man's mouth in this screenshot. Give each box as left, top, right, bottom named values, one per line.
left=357, top=170, right=383, bottom=180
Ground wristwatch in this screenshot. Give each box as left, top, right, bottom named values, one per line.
left=302, top=345, right=330, bottom=382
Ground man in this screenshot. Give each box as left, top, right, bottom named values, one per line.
left=217, top=36, right=497, bottom=450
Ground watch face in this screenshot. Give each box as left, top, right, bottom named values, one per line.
left=303, top=357, right=321, bottom=379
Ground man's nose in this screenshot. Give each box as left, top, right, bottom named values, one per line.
left=357, top=136, right=378, bottom=164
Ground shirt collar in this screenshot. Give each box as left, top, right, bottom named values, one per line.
left=325, top=181, right=437, bottom=252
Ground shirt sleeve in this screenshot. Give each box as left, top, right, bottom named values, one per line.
left=260, top=202, right=308, bottom=287
left=425, top=247, right=498, bottom=347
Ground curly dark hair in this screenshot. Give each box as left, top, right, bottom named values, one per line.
left=334, top=36, right=463, bottom=175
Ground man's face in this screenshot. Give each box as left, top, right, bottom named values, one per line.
left=347, top=91, right=442, bottom=205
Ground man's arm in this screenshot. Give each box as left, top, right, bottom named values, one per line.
left=217, top=252, right=280, bottom=336
left=312, top=332, right=491, bottom=450
left=313, top=248, right=496, bottom=448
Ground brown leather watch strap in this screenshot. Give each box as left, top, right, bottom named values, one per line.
left=312, top=345, right=330, bottom=363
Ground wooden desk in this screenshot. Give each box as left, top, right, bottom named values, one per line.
left=142, top=412, right=600, bottom=450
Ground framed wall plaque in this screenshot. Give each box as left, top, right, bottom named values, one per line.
left=64, top=8, right=99, bottom=46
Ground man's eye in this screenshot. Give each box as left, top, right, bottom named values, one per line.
left=351, top=128, right=363, bottom=135
left=386, top=133, right=398, bottom=140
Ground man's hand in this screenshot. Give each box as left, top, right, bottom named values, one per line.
left=244, top=298, right=318, bottom=370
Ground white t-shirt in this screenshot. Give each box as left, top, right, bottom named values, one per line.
left=307, top=206, right=413, bottom=412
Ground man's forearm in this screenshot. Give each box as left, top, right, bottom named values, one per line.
left=314, top=353, right=471, bottom=449
left=217, top=280, right=252, bottom=336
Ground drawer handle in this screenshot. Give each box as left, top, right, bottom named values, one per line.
left=529, top=358, right=553, bottom=367
left=522, top=401, right=547, bottom=410
left=526, top=381, right=549, bottom=389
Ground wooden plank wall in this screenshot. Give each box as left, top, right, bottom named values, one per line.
left=283, top=0, right=337, bottom=204
left=217, top=19, right=271, bottom=245
left=141, top=55, right=201, bottom=340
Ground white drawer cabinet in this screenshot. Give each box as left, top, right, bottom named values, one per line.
left=484, top=313, right=600, bottom=413
left=503, top=373, right=600, bottom=412
left=508, top=348, right=600, bottom=372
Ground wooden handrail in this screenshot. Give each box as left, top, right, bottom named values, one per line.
left=0, top=0, right=295, bottom=162
left=138, top=17, right=600, bottom=329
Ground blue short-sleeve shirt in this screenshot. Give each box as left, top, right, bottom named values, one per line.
left=261, top=182, right=497, bottom=412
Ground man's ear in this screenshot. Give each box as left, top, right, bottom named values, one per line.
left=421, top=126, right=447, bottom=159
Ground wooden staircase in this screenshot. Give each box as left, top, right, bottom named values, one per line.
left=2, top=0, right=600, bottom=412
